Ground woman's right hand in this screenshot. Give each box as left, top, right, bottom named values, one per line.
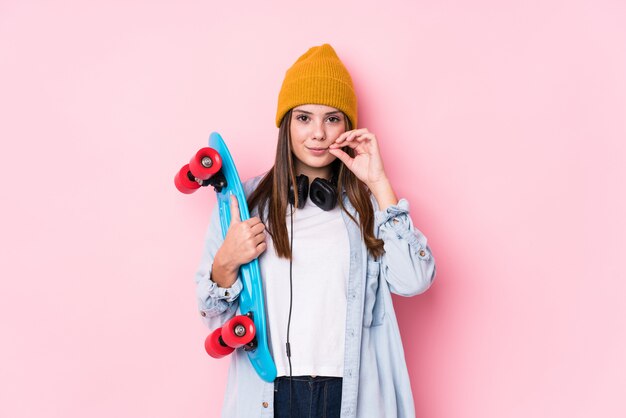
left=211, top=194, right=267, bottom=288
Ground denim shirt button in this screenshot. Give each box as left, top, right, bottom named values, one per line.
left=200, top=311, right=206, bottom=317
left=262, top=402, right=269, bottom=408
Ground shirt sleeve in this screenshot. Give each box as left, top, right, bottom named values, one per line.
left=374, top=198, right=437, bottom=296
left=194, top=203, right=243, bottom=329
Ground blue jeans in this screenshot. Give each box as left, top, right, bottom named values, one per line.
left=274, top=376, right=342, bottom=418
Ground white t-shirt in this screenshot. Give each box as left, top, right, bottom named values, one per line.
left=258, top=196, right=350, bottom=378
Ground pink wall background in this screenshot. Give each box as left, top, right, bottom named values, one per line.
left=1, top=0, right=625, bottom=417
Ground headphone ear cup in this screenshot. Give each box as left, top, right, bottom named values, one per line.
left=309, top=178, right=337, bottom=211
left=288, top=175, right=309, bottom=209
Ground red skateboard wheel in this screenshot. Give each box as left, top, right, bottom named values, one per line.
left=205, top=327, right=235, bottom=358
left=189, top=147, right=222, bottom=181
left=174, top=164, right=201, bottom=194
left=221, top=315, right=256, bottom=348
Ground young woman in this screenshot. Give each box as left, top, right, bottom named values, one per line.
left=195, top=44, right=437, bottom=418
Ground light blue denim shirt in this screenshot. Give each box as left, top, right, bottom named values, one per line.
left=195, top=173, right=437, bottom=418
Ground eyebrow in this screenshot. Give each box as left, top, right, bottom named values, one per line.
left=292, top=109, right=342, bottom=116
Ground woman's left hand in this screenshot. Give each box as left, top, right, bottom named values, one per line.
left=330, top=128, right=399, bottom=209
left=328, top=128, right=388, bottom=188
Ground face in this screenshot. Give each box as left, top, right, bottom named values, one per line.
left=289, top=104, right=347, bottom=180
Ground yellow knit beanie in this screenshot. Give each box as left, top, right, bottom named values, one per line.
left=276, top=44, right=358, bottom=128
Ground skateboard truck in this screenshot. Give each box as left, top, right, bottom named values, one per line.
left=205, top=171, right=226, bottom=193
left=243, top=340, right=258, bottom=351
left=242, top=312, right=258, bottom=352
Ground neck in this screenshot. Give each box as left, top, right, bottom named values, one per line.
left=295, top=162, right=333, bottom=184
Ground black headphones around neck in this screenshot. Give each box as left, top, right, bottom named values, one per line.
left=287, top=172, right=338, bottom=211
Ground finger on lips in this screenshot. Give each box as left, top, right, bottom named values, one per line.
left=338, top=132, right=373, bottom=142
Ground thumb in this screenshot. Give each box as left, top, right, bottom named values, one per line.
left=229, top=194, right=241, bottom=225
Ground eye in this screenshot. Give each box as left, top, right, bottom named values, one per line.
left=327, top=115, right=341, bottom=123
left=295, top=114, right=309, bottom=122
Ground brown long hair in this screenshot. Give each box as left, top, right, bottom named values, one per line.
left=247, top=110, right=385, bottom=260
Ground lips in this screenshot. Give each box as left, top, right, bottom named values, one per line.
left=306, top=146, right=328, bottom=156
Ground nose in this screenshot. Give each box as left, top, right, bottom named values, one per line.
left=311, top=120, right=325, bottom=141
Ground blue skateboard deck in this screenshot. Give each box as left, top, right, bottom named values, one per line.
left=207, top=132, right=277, bottom=383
